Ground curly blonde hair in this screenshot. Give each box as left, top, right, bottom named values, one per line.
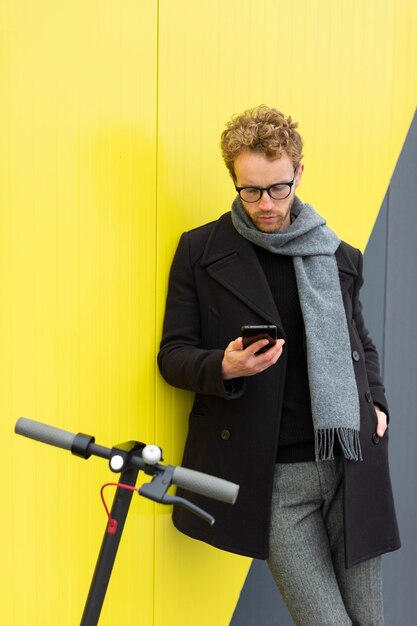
left=220, top=105, right=303, bottom=178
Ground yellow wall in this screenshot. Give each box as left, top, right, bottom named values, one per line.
left=1, top=1, right=416, bottom=625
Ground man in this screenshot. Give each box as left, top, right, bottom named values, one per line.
left=158, top=105, right=400, bottom=625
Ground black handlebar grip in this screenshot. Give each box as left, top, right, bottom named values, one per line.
left=15, top=417, right=77, bottom=451
left=172, top=466, right=239, bottom=504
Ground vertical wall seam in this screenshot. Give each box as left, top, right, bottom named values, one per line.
left=382, top=184, right=390, bottom=379
left=153, top=5, right=160, bottom=626
left=154, top=0, right=160, bottom=416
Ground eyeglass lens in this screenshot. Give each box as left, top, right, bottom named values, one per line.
left=239, top=183, right=292, bottom=202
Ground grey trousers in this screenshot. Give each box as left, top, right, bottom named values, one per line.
left=267, top=458, right=384, bottom=626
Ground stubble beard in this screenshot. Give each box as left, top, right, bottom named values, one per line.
left=247, top=196, right=295, bottom=234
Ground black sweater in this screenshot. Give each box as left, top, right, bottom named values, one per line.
left=255, top=246, right=315, bottom=462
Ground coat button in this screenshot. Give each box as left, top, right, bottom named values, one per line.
left=220, top=429, right=231, bottom=441
left=352, top=350, right=360, bottom=362
left=365, top=391, right=372, bottom=403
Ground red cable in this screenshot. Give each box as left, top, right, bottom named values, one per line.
left=100, top=483, right=138, bottom=535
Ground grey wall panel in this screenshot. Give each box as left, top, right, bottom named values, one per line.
left=378, top=110, right=417, bottom=624
left=230, top=110, right=417, bottom=625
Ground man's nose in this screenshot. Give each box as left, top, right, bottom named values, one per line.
left=258, top=190, right=274, bottom=210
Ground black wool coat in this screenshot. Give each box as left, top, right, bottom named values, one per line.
left=158, top=211, right=400, bottom=567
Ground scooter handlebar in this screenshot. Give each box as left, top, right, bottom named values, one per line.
left=15, top=417, right=77, bottom=451
left=15, top=417, right=240, bottom=505
left=172, top=466, right=239, bottom=505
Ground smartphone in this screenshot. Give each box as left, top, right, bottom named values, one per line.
left=241, top=325, right=278, bottom=355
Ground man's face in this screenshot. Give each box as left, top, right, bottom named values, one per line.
left=233, top=151, right=303, bottom=233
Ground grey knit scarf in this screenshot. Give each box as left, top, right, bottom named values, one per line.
left=231, top=195, right=362, bottom=461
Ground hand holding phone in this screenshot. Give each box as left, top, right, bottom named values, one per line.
left=241, top=325, right=278, bottom=355
left=222, top=326, right=284, bottom=380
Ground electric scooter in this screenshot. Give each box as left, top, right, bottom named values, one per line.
left=15, top=417, right=240, bottom=626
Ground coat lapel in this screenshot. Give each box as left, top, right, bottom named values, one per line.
left=335, top=244, right=358, bottom=294
left=200, top=212, right=358, bottom=318
left=201, top=213, right=280, bottom=324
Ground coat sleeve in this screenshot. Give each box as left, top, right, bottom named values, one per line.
left=157, top=232, right=245, bottom=399
left=352, top=249, right=389, bottom=418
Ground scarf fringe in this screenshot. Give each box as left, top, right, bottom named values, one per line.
left=315, top=428, right=362, bottom=462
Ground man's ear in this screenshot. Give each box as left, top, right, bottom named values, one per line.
left=295, top=163, right=304, bottom=188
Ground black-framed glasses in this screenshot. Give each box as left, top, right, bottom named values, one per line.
left=235, top=169, right=297, bottom=203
